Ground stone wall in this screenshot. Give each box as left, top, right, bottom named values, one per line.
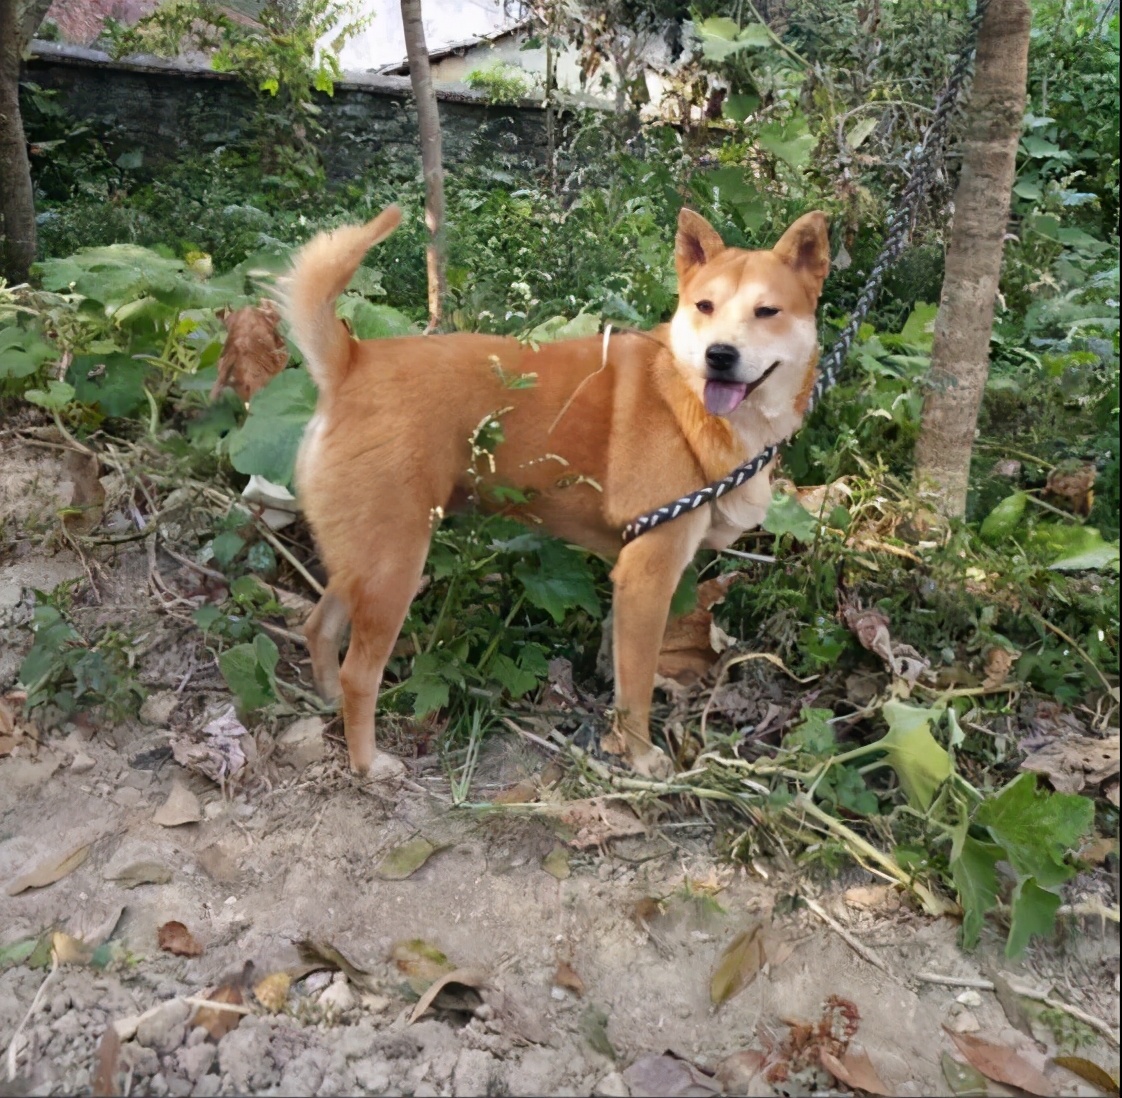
left=21, top=41, right=552, bottom=182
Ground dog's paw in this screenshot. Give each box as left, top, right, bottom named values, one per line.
left=629, top=746, right=674, bottom=781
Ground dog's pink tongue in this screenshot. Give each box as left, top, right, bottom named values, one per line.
left=704, top=380, right=749, bottom=416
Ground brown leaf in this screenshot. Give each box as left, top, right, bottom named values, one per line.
left=1052, top=1054, right=1119, bottom=1094
left=553, top=961, right=584, bottom=997
left=209, top=300, right=288, bottom=403
left=157, top=921, right=204, bottom=958
left=843, top=884, right=903, bottom=912
left=696, top=572, right=741, bottom=610
left=192, top=984, right=244, bottom=1041
left=1045, top=461, right=1096, bottom=516
left=61, top=449, right=105, bottom=534
left=944, top=1029, right=1056, bottom=1096
left=982, top=646, right=1019, bottom=690
left=820, top=1044, right=892, bottom=1096
left=657, top=607, right=735, bottom=685
left=408, top=967, right=488, bottom=1024
left=710, top=922, right=767, bottom=1006
left=52, top=931, right=93, bottom=966
left=91, top=1025, right=121, bottom=1098
left=1019, top=732, right=1119, bottom=794
left=492, top=779, right=539, bottom=805
left=6, top=841, right=91, bottom=896
left=253, top=972, right=291, bottom=1013
left=714, top=1050, right=765, bottom=1094
left=558, top=798, right=645, bottom=849
left=986, top=967, right=1034, bottom=1038
left=630, top=896, right=664, bottom=926
left=623, top=1052, right=721, bottom=1097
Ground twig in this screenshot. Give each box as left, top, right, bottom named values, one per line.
left=182, top=996, right=254, bottom=1016
left=803, top=895, right=901, bottom=984
left=6, top=959, right=59, bottom=1080
left=502, top=717, right=562, bottom=754
left=256, top=620, right=307, bottom=647
left=253, top=519, right=325, bottom=597
left=917, top=972, right=1119, bottom=1047
left=720, top=548, right=777, bottom=564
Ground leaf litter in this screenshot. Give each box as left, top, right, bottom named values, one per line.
left=157, top=921, right=205, bottom=958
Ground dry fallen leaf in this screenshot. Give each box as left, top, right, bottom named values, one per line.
left=157, top=920, right=204, bottom=958
left=390, top=939, right=455, bottom=995
left=1044, top=461, right=1096, bottom=516
left=820, top=1044, right=892, bottom=1096
left=944, top=1028, right=1056, bottom=1096
left=558, top=798, right=646, bottom=849
left=408, top=967, right=488, bottom=1024
left=542, top=844, right=571, bottom=879
left=1019, top=732, right=1119, bottom=794
left=297, top=939, right=381, bottom=993
left=170, top=705, right=250, bottom=785
left=1052, top=1054, right=1119, bottom=1094
left=982, top=645, right=1019, bottom=690
left=553, top=961, right=585, bottom=997
left=253, top=971, right=292, bottom=1013
left=623, top=1052, right=721, bottom=1098
left=91, top=1025, right=121, bottom=1098
left=6, top=841, right=91, bottom=896
left=710, top=922, right=767, bottom=1007
left=840, top=602, right=930, bottom=685
left=492, top=779, right=539, bottom=805
left=843, top=884, right=903, bottom=912
left=193, top=984, right=244, bottom=1041
left=106, top=860, right=174, bottom=889
left=376, top=836, right=437, bottom=880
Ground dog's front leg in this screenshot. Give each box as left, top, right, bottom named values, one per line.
left=603, top=509, right=709, bottom=778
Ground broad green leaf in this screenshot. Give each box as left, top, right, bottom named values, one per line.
left=490, top=652, right=540, bottom=698
left=696, top=18, right=771, bottom=62
left=336, top=296, right=416, bottom=339
left=757, top=121, right=816, bottom=171
left=524, top=311, right=600, bottom=346
left=24, top=379, right=76, bottom=412
left=975, top=773, right=1094, bottom=888
left=897, top=301, right=939, bottom=349
left=1005, top=876, right=1062, bottom=957
left=878, top=701, right=951, bottom=811
left=514, top=541, right=601, bottom=623
left=941, top=1050, right=989, bottom=1096
left=219, top=640, right=277, bottom=711
left=764, top=492, right=819, bottom=542
left=0, top=938, right=40, bottom=969
left=951, top=836, right=1002, bottom=950
left=723, top=91, right=760, bottom=122
left=822, top=765, right=879, bottom=815
left=1021, top=134, right=1069, bottom=160
left=782, top=707, right=835, bottom=755
left=227, top=368, right=317, bottom=488
left=0, top=324, right=56, bottom=379
left=253, top=633, right=279, bottom=678
left=980, top=491, right=1028, bottom=543
left=66, top=354, right=152, bottom=418
left=1043, top=526, right=1120, bottom=572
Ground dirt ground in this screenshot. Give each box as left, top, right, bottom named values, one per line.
left=1, top=438, right=1118, bottom=1098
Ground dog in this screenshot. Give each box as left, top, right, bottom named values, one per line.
left=281, top=204, right=830, bottom=778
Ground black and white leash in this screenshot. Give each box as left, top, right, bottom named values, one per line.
left=620, top=0, right=992, bottom=546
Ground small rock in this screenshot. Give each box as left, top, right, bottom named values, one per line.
left=192, top=1077, right=223, bottom=1098
left=149, top=1071, right=169, bottom=1097
left=593, top=1072, right=631, bottom=1097
left=318, top=975, right=357, bottom=1013
left=176, top=1041, right=216, bottom=1082
left=71, top=752, right=96, bottom=774
left=113, top=785, right=144, bottom=808
left=453, top=1048, right=502, bottom=1098
left=135, top=999, right=191, bottom=1053
left=955, top=989, right=983, bottom=1007
left=361, top=992, right=390, bottom=1013
left=951, top=1009, right=981, bottom=1033
left=153, top=780, right=202, bottom=827
left=140, top=690, right=180, bottom=726
left=167, top=1077, right=193, bottom=1098
left=277, top=716, right=326, bottom=769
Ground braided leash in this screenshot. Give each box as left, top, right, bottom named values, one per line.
left=621, top=0, right=992, bottom=546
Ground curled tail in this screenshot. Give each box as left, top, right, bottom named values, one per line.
left=279, top=205, right=402, bottom=392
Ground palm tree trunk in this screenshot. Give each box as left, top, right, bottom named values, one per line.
left=913, top=0, right=1031, bottom=516
left=400, top=0, right=446, bottom=330
left=1, top=0, right=36, bottom=284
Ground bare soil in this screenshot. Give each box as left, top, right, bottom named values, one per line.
left=1, top=439, right=1118, bottom=1098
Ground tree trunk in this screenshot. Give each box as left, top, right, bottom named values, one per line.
left=1, top=0, right=36, bottom=285
left=400, top=0, right=445, bottom=330
left=913, top=0, right=1031, bottom=516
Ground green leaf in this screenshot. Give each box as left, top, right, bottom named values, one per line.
left=951, top=836, right=1002, bottom=950
left=1042, top=526, right=1120, bottom=572
left=696, top=17, right=772, bottom=62
left=0, top=324, right=56, bottom=379
left=845, top=116, right=878, bottom=149
left=227, top=368, right=317, bottom=488
left=377, top=836, right=436, bottom=880
left=514, top=541, right=601, bottom=624
left=757, top=121, right=816, bottom=171
left=896, top=302, right=938, bottom=349
left=783, top=707, right=835, bottom=755
left=763, top=492, right=819, bottom=542
left=1021, top=134, right=1069, bottom=160
left=723, top=91, right=760, bottom=122
left=1006, top=877, right=1062, bottom=957
left=219, top=638, right=277, bottom=711
left=821, top=765, right=879, bottom=815
left=0, top=938, right=40, bottom=969
left=980, top=491, right=1028, bottom=543
left=490, top=652, right=540, bottom=698
left=24, top=379, right=76, bottom=412
left=211, top=531, right=246, bottom=568
left=877, top=701, right=952, bottom=811
left=523, top=311, right=601, bottom=347
left=336, top=297, right=416, bottom=339
left=66, top=354, right=152, bottom=418
left=974, top=773, right=1094, bottom=888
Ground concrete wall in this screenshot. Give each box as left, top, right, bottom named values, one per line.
left=21, top=41, right=552, bottom=183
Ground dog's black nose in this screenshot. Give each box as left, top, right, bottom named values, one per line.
left=705, top=344, right=740, bottom=372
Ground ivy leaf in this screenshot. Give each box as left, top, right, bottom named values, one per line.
left=227, top=368, right=317, bottom=488
left=877, top=701, right=951, bottom=811
left=763, top=493, right=819, bottom=542
left=1006, top=877, right=1062, bottom=958
left=951, top=836, right=1002, bottom=950
left=514, top=541, right=601, bottom=624
left=974, top=773, right=1094, bottom=888
left=821, top=765, right=879, bottom=815
left=490, top=653, right=540, bottom=698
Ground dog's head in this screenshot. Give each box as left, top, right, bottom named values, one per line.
left=669, top=208, right=830, bottom=417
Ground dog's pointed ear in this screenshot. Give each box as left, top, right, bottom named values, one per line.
left=676, top=208, right=726, bottom=282
left=773, top=211, right=831, bottom=298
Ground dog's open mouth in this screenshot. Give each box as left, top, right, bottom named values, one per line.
left=703, top=360, right=782, bottom=416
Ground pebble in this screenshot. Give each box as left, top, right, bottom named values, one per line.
left=112, top=786, right=144, bottom=808
left=71, top=752, right=95, bottom=773
left=318, top=975, right=357, bottom=1013
left=955, top=989, right=983, bottom=1007
left=135, top=999, right=191, bottom=1053
left=353, top=1057, right=391, bottom=1092
left=176, top=1041, right=216, bottom=1082
left=593, top=1072, right=631, bottom=1097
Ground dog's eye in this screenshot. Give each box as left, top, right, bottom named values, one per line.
left=755, top=305, right=780, bottom=318
left=696, top=300, right=715, bottom=315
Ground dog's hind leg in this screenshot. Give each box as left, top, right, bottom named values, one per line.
left=338, top=520, right=431, bottom=777
left=304, top=581, right=350, bottom=704
left=604, top=507, right=709, bottom=777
